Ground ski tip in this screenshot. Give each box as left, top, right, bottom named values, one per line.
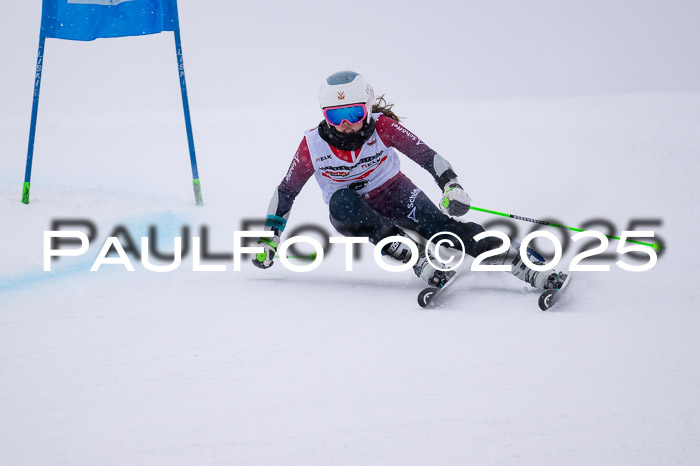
left=417, top=287, right=439, bottom=308
left=538, top=289, right=556, bottom=311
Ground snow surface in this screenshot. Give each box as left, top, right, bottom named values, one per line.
left=2, top=2, right=700, bottom=465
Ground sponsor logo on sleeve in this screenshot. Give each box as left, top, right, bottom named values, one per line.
left=285, top=153, right=300, bottom=182
left=390, top=122, right=424, bottom=145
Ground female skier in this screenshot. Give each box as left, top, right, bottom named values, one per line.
left=253, top=70, right=565, bottom=291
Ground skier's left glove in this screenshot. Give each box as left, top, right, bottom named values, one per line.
left=440, top=182, right=471, bottom=217
left=252, top=235, right=279, bottom=269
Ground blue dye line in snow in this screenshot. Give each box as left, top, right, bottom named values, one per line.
left=0, top=260, right=97, bottom=294
left=0, top=211, right=188, bottom=294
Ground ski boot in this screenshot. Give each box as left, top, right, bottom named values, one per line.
left=413, top=248, right=455, bottom=288
left=381, top=235, right=413, bottom=263
left=541, top=270, right=568, bottom=291
left=488, top=245, right=567, bottom=291
left=381, top=235, right=455, bottom=288
left=512, top=253, right=568, bottom=291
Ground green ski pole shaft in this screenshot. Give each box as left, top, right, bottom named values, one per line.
left=275, top=253, right=318, bottom=260
left=470, top=206, right=664, bottom=250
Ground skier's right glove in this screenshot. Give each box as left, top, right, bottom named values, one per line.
left=252, top=235, right=280, bottom=269
left=440, top=181, right=471, bottom=217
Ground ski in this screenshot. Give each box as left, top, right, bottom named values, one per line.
left=419, top=269, right=572, bottom=310
left=417, top=266, right=463, bottom=308
left=538, top=273, right=572, bottom=311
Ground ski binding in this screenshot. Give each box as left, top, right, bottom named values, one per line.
left=538, top=273, right=571, bottom=311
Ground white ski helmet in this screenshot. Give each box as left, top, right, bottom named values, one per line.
left=319, top=71, right=375, bottom=115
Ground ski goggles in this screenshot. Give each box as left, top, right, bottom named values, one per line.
left=323, top=103, right=368, bottom=127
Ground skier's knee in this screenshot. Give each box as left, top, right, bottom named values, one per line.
left=475, top=234, right=503, bottom=256
left=329, top=188, right=363, bottom=222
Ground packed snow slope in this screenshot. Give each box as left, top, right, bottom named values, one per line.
left=2, top=2, right=700, bottom=465
left=1, top=95, right=698, bottom=466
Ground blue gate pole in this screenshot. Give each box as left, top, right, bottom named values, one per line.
left=22, top=33, right=46, bottom=204
left=174, top=30, right=203, bottom=206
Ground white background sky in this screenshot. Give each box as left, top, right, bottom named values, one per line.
left=1, top=0, right=699, bottom=119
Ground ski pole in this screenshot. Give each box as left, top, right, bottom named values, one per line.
left=471, top=206, right=664, bottom=250
left=275, top=253, right=318, bottom=260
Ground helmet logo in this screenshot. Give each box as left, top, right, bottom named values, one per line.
left=337, top=91, right=345, bottom=100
